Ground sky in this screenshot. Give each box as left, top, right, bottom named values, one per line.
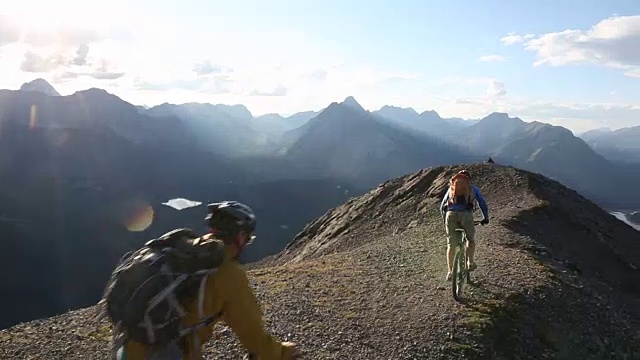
left=0, top=0, right=639, bottom=133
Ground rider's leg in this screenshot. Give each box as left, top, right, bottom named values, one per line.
left=445, top=211, right=462, bottom=279
left=447, top=245, right=455, bottom=277
left=461, top=211, right=477, bottom=270
left=466, top=239, right=476, bottom=269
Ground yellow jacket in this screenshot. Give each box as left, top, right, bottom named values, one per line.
left=122, top=240, right=294, bottom=359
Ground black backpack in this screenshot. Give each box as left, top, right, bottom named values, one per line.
left=100, top=228, right=225, bottom=350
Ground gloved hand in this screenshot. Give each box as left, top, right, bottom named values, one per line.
left=480, top=218, right=489, bottom=225
left=283, top=341, right=303, bottom=359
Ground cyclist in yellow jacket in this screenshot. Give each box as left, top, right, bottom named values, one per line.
left=116, top=201, right=301, bottom=359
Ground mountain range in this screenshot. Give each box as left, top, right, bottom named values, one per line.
left=136, top=87, right=639, bottom=206
left=579, top=126, right=640, bottom=164
left=0, top=78, right=638, bottom=329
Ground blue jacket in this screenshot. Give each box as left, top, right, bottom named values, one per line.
left=440, top=185, right=489, bottom=220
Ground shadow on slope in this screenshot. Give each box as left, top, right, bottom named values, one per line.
left=452, top=277, right=640, bottom=360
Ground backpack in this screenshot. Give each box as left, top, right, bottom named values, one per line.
left=100, top=228, right=225, bottom=350
left=448, top=173, right=475, bottom=210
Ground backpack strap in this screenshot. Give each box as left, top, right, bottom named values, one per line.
left=161, top=265, right=188, bottom=318
left=468, top=184, right=476, bottom=206
left=179, top=268, right=223, bottom=354
left=139, top=266, right=189, bottom=344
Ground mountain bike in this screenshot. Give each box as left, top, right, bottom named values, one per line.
left=451, top=220, right=482, bottom=302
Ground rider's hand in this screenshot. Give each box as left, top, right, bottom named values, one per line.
left=480, top=218, right=489, bottom=225
left=283, top=341, right=302, bottom=359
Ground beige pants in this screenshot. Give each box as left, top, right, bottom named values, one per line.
left=445, top=211, right=475, bottom=248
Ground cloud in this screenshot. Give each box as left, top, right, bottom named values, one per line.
left=249, top=86, right=288, bottom=97
left=0, top=1, right=132, bottom=49
left=0, top=16, right=104, bottom=49
left=477, top=55, right=506, bottom=63
left=454, top=98, right=482, bottom=105
left=134, top=73, right=232, bottom=94
left=513, top=101, right=640, bottom=122
left=91, top=71, right=125, bottom=80
left=61, top=71, right=79, bottom=79
left=443, top=92, right=640, bottom=132
left=486, top=80, right=507, bottom=97
left=20, top=51, right=66, bottom=72
left=504, top=15, right=640, bottom=77
left=201, top=74, right=233, bottom=94
left=135, top=78, right=205, bottom=91
left=72, top=44, right=89, bottom=66
left=509, top=101, right=640, bottom=132
left=439, top=76, right=507, bottom=98
left=16, top=42, right=125, bottom=80
left=89, top=59, right=125, bottom=79
left=304, top=69, right=328, bottom=82
left=500, top=32, right=535, bottom=45
left=193, top=60, right=227, bottom=76
left=54, top=69, right=125, bottom=81
left=0, top=16, right=21, bottom=46
left=23, top=52, right=125, bottom=80
left=1, top=5, right=421, bottom=115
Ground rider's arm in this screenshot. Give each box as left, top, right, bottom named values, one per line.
left=220, top=262, right=294, bottom=360
left=439, top=191, right=449, bottom=218
left=473, top=186, right=489, bottom=220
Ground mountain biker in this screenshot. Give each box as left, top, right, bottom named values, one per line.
left=439, top=170, right=489, bottom=281
left=116, top=200, right=302, bottom=360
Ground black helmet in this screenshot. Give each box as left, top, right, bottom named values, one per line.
left=205, top=201, right=256, bottom=236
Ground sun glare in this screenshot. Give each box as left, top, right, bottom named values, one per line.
left=2, top=0, right=128, bottom=37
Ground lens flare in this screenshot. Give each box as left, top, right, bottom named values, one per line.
left=122, top=200, right=154, bottom=232
left=29, top=105, right=37, bottom=129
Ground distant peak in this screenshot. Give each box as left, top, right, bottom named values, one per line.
left=19, top=78, right=60, bottom=96
left=214, top=103, right=253, bottom=120
left=419, top=109, right=442, bottom=120
left=379, top=105, right=419, bottom=116
left=483, top=112, right=523, bottom=123
left=488, top=111, right=509, bottom=118
left=341, top=96, right=365, bottom=112
left=76, top=88, right=115, bottom=99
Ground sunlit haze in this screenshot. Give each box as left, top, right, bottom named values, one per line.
left=1, top=0, right=639, bottom=133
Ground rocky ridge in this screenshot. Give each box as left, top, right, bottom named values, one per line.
left=1, top=163, right=639, bottom=359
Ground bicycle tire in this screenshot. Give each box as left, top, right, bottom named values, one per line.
left=463, top=232, right=472, bottom=284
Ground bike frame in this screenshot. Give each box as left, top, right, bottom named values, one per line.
left=451, top=220, right=481, bottom=301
